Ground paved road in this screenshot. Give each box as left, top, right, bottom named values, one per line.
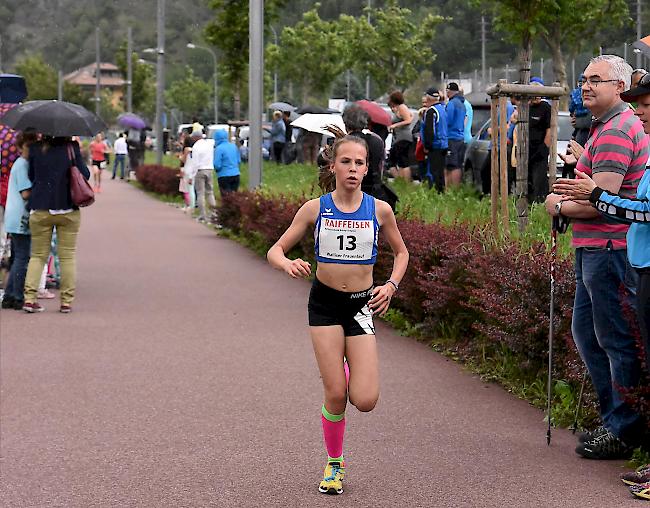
left=0, top=179, right=640, bottom=507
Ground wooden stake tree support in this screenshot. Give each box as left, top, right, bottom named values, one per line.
left=485, top=79, right=566, bottom=235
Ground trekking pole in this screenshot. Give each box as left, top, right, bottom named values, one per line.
left=547, top=215, right=559, bottom=446
left=571, top=370, right=588, bottom=434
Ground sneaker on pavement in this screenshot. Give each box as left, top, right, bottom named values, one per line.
left=622, top=464, right=650, bottom=486
left=59, top=304, right=72, bottom=314
left=629, top=481, right=650, bottom=500
left=23, top=302, right=45, bottom=313
left=578, top=425, right=608, bottom=444
left=318, top=461, right=345, bottom=495
left=575, top=429, right=634, bottom=460
left=1, top=296, right=16, bottom=309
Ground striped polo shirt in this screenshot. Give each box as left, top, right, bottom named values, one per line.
left=573, top=102, right=649, bottom=249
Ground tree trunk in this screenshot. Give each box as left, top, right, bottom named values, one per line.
left=515, top=36, right=532, bottom=232
left=544, top=28, right=569, bottom=109
left=234, top=78, right=241, bottom=121
left=302, top=79, right=308, bottom=105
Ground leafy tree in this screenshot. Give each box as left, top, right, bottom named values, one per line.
left=15, top=53, right=59, bottom=100
left=268, top=6, right=349, bottom=104
left=166, top=67, right=212, bottom=118
left=481, top=0, right=630, bottom=91
left=204, top=0, right=286, bottom=120
left=536, top=0, right=629, bottom=89
left=115, top=41, right=156, bottom=118
left=349, top=0, right=442, bottom=93
left=14, top=53, right=91, bottom=108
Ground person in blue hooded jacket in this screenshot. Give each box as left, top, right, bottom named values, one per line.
left=213, top=129, right=241, bottom=195
left=444, top=82, right=467, bottom=188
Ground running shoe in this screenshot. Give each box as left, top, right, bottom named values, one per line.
left=1, top=296, right=16, bottom=309
left=629, top=481, right=650, bottom=500
left=318, top=461, right=345, bottom=495
left=621, top=464, right=650, bottom=486
left=59, top=304, right=72, bottom=314
left=575, top=429, right=634, bottom=460
left=578, top=425, right=608, bottom=444
left=23, top=302, right=45, bottom=313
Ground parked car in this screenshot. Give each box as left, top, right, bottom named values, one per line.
left=463, top=110, right=572, bottom=193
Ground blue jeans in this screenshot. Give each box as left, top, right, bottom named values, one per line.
left=5, top=233, right=31, bottom=302
left=572, top=246, right=642, bottom=443
left=112, top=154, right=126, bottom=179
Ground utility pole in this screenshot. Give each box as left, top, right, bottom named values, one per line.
left=58, top=70, right=63, bottom=101
left=249, top=0, right=263, bottom=189
left=155, top=0, right=165, bottom=165
left=127, top=26, right=133, bottom=113
left=637, top=0, right=643, bottom=69
left=540, top=57, right=544, bottom=82
left=366, top=0, right=371, bottom=98
left=95, top=27, right=101, bottom=116
left=505, top=63, right=510, bottom=82
left=481, top=16, right=487, bottom=88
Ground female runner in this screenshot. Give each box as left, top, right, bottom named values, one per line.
left=267, top=134, right=409, bottom=495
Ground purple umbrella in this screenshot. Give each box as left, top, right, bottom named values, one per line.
left=117, top=113, right=147, bottom=130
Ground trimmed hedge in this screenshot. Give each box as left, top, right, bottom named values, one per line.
left=137, top=164, right=180, bottom=196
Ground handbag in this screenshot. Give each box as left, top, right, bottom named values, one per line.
left=67, top=144, right=95, bottom=207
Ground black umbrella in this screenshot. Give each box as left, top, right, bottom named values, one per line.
left=0, top=100, right=106, bottom=136
left=296, top=104, right=340, bottom=114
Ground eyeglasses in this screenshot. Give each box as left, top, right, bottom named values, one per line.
left=579, top=78, right=620, bottom=88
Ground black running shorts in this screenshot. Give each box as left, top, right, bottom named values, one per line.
left=308, top=278, right=375, bottom=336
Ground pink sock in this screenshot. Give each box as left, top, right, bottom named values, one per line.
left=321, top=406, right=345, bottom=459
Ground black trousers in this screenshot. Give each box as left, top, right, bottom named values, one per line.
left=273, top=142, right=284, bottom=163
left=217, top=175, right=240, bottom=195
left=426, top=149, right=446, bottom=192
left=637, top=270, right=650, bottom=374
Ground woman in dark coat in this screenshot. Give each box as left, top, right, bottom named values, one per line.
left=22, top=136, right=90, bottom=313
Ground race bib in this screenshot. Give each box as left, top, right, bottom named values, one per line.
left=318, top=217, right=374, bottom=261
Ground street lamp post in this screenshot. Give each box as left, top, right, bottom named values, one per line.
left=187, top=43, right=218, bottom=124
left=154, top=0, right=165, bottom=165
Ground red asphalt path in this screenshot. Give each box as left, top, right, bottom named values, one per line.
left=0, top=179, right=641, bottom=507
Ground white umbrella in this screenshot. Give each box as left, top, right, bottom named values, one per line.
left=291, top=113, right=346, bottom=137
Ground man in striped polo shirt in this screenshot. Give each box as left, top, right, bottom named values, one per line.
left=546, top=55, right=648, bottom=459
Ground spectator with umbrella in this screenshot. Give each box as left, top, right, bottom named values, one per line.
left=117, top=113, right=148, bottom=176
left=0, top=99, right=102, bottom=313
left=355, top=100, right=391, bottom=142
left=270, top=110, right=286, bottom=164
